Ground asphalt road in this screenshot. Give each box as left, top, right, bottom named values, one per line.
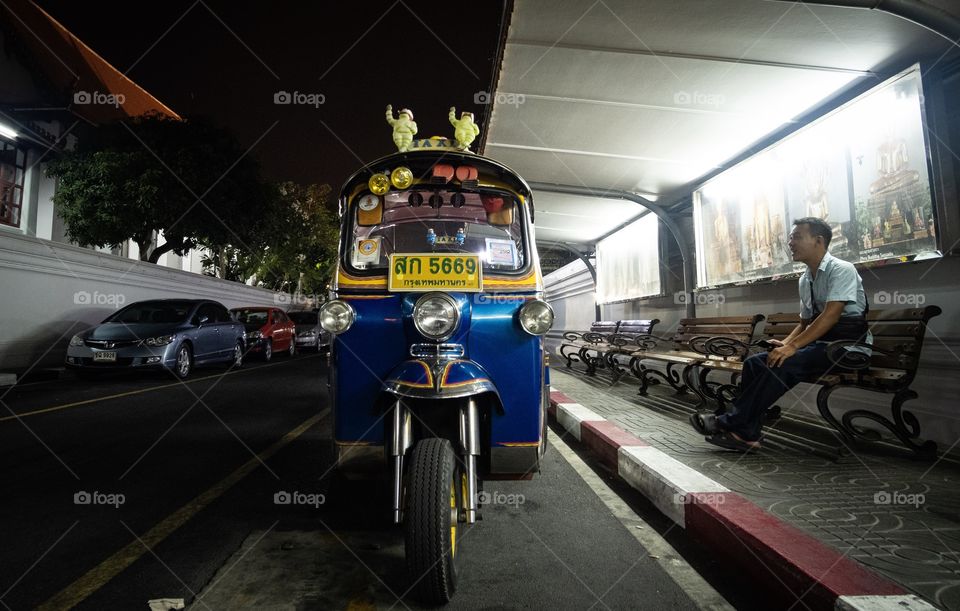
left=0, top=354, right=756, bottom=610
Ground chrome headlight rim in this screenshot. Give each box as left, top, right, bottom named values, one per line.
left=143, top=334, right=177, bottom=347
left=413, top=292, right=460, bottom=342
left=518, top=299, right=555, bottom=336
left=319, top=300, right=356, bottom=335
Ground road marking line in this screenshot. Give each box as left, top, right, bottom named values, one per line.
left=36, top=409, right=330, bottom=611
left=0, top=356, right=319, bottom=422
left=548, top=429, right=734, bottom=611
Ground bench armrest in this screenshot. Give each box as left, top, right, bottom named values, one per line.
left=629, top=335, right=676, bottom=352
left=607, top=332, right=658, bottom=349
left=688, top=335, right=752, bottom=359
left=824, top=340, right=879, bottom=370
left=561, top=330, right=608, bottom=345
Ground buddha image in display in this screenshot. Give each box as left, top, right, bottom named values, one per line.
left=693, top=65, right=938, bottom=289
left=850, top=73, right=935, bottom=257
left=694, top=157, right=793, bottom=287
left=783, top=131, right=854, bottom=261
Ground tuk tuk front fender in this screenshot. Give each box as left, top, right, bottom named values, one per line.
left=383, top=358, right=500, bottom=400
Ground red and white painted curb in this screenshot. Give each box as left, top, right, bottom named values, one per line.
left=549, top=390, right=938, bottom=611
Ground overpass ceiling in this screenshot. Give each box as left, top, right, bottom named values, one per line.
left=485, top=0, right=957, bottom=246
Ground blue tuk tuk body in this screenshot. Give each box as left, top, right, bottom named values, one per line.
left=331, top=292, right=545, bottom=471
left=320, top=141, right=553, bottom=603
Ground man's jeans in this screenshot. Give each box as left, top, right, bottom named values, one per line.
left=715, top=343, right=833, bottom=441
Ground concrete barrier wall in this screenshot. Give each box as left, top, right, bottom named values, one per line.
left=543, top=259, right=597, bottom=352
left=0, top=231, right=290, bottom=373
left=544, top=248, right=960, bottom=450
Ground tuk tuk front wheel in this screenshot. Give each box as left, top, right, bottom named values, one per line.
left=404, top=438, right=461, bottom=604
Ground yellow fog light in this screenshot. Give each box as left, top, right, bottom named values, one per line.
left=368, top=173, right=390, bottom=195
left=390, top=166, right=413, bottom=189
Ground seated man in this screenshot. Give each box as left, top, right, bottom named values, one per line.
left=690, top=217, right=871, bottom=451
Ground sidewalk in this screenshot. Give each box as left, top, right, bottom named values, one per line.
left=549, top=367, right=960, bottom=611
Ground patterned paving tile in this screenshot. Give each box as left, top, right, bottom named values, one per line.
left=552, top=368, right=960, bottom=610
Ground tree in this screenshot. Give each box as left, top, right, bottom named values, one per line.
left=46, top=114, right=269, bottom=262
left=234, top=182, right=339, bottom=294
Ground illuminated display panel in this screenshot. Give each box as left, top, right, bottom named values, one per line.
left=596, top=212, right=660, bottom=304
left=693, top=64, right=939, bottom=289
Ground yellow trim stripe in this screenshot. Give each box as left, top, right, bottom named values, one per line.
left=392, top=360, right=433, bottom=389
left=441, top=378, right=489, bottom=389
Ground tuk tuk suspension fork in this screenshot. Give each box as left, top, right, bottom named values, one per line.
left=388, top=399, right=413, bottom=524
left=459, top=397, right=480, bottom=524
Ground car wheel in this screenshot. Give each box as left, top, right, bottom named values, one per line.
left=288, top=338, right=296, bottom=357
left=263, top=340, right=273, bottom=362
left=174, top=344, right=193, bottom=379
left=232, top=342, right=244, bottom=369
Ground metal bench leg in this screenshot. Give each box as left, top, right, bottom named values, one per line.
left=607, top=351, right=627, bottom=385
left=580, top=348, right=597, bottom=376
left=683, top=363, right=707, bottom=410
left=817, top=385, right=937, bottom=458
left=558, top=344, right=578, bottom=369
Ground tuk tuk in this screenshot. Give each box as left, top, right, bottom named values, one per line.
left=319, top=107, right=553, bottom=604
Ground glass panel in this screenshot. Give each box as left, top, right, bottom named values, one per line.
left=347, top=189, right=525, bottom=272
left=692, top=64, right=938, bottom=288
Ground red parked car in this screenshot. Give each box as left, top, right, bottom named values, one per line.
left=230, top=307, right=296, bottom=361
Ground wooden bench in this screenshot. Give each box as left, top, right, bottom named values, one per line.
left=558, top=321, right=620, bottom=375
left=769, top=307, right=942, bottom=457
left=697, top=307, right=943, bottom=457
left=627, top=315, right=765, bottom=406
left=601, top=319, right=661, bottom=383
left=558, top=320, right=659, bottom=377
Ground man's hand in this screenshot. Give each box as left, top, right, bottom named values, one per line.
left=768, top=339, right=784, bottom=347
left=766, top=343, right=797, bottom=368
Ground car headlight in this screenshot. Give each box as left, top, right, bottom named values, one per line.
left=246, top=330, right=263, bottom=340
left=413, top=293, right=459, bottom=341
left=518, top=300, right=554, bottom=336
left=70, top=334, right=85, bottom=347
left=144, top=334, right=176, bottom=346
left=319, top=300, right=355, bottom=335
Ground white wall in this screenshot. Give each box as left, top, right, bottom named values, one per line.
left=0, top=231, right=289, bottom=372
left=543, top=258, right=596, bottom=353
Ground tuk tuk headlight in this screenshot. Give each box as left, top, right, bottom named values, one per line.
left=518, top=300, right=554, bottom=336
left=390, top=166, right=413, bottom=189
left=368, top=173, right=390, bottom=195
left=413, top=293, right=459, bottom=341
left=319, top=300, right=355, bottom=335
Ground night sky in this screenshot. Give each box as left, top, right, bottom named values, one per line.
left=33, top=0, right=508, bottom=189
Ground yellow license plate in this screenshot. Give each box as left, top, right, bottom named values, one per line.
left=388, top=254, right=483, bottom=292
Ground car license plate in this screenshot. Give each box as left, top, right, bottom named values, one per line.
left=388, top=254, right=482, bottom=292
left=93, top=351, right=117, bottom=362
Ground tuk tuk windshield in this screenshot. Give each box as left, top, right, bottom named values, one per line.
left=347, top=189, right=526, bottom=272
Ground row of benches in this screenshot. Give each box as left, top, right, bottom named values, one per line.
left=557, top=306, right=942, bottom=457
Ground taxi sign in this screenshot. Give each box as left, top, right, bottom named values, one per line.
left=389, top=254, right=483, bottom=292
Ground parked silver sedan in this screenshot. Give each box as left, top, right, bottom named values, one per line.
left=65, top=299, right=246, bottom=379
left=287, top=310, right=331, bottom=352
